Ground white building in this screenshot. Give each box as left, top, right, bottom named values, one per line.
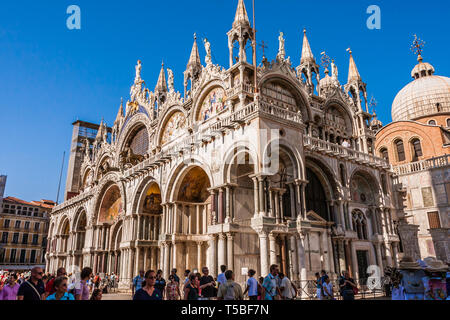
left=47, top=0, right=404, bottom=291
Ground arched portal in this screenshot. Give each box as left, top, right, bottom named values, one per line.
left=132, top=181, right=163, bottom=274
left=98, top=185, right=123, bottom=224
left=226, top=150, right=260, bottom=285
left=94, top=184, right=123, bottom=274
left=109, top=221, right=123, bottom=275
left=305, top=168, right=329, bottom=221
left=164, top=165, right=212, bottom=278
left=73, top=210, right=87, bottom=268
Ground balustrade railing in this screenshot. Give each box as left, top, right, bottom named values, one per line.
left=393, top=154, right=450, bottom=175
left=259, top=101, right=303, bottom=124
left=303, top=135, right=390, bottom=168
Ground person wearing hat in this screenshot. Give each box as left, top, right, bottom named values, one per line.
left=399, top=257, right=426, bottom=300
left=423, top=258, right=448, bottom=300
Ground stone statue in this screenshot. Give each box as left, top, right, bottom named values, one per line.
left=167, top=68, right=175, bottom=93
left=135, top=60, right=142, bottom=81
left=331, top=59, right=338, bottom=80
left=204, top=38, right=212, bottom=65
left=278, top=32, right=285, bottom=60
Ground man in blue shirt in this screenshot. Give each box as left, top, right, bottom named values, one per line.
left=262, top=264, right=282, bottom=300
left=132, top=270, right=145, bottom=296
left=217, top=265, right=227, bottom=285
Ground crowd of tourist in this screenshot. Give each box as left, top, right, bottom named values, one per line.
left=130, top=264, right=299, bottom=300
left=0, top=266, right=116, bottom=300
left=1, top=256, right=448, bottom=301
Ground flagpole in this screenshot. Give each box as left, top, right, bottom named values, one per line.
left=56, top=151, right=65, bottom=205
left=252, top=0, right=258, bottom=94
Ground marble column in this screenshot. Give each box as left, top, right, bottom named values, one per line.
left=392, top=242, right=399, bottom=268
left=225, top=186, right=231, bottom=223
left=128, top=248, right=135, bottom=282
left=218, top=233, right=226, bottom=272
left=327, top=231, right=335, bottom=274
left=350, top=241, right=358, bottom=279
left=321, top=231, right=330, bottom=272
left=269, top=190, right=274, bottom=218
left=226, top=233, right=234, bottom=272
left=210, top=190, right=217, bottom=224
left=269, top=233, right=277, bottom=265
left=209, top=235, right=217, bottom=278
left=252, top=177, right=260, bottom=216
left=290, top=235, right=299, bottom=280
left=173, top=204, right=178, bottom=234
left=274, top=191, right=281, bottom=223
left=385, top=242, right=393, bottom=267
left=375, top=242, right=384, bottom=272
left=296, top=234, right=307, bottom=298
left=218, top=188, right=224, bottom=224
left=135, top=247, right=141, bottom=275
left=258, top=177, right=266, bottom=216
left=172, top=242, right=178, bottom=271
left=197, top=242, right=203, bottom=271
left=163, top=243, right=170, bottom=280
left=196, top=205, right=201, bottom=234
left=259, top=231, right=269, bottom=277
left=288, top=184, right=296, bottom=218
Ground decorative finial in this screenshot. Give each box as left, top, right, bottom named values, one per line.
left=369, top=95, right=378, bottom=115
left=194, top=33, right=197, bottom=40
left=346, top=48, right=352, bottom=55
left=303, top=28, right=306, bottom=34
left=411, top=34, right=425, bottom=62
left=320, top=51, right=330, bottom=73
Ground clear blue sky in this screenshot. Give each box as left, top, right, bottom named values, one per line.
left=0, top=0, right=449, bottom=202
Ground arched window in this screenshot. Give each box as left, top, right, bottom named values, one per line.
left=352, top=211, right=368, bottom=240
left=446, top=118, right=450, bottom=127
left=380, top=148, right=389, bottom=162
left=411, top=138, right=423, bottom=162
left=428, top=120, right=436, bottom=125
left=395, top=140, right=406, bottom=162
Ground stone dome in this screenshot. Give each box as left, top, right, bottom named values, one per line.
left=392, top=57, right=450, bottom=122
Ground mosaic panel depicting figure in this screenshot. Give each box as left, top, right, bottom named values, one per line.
left=99, top=185, right=123, bottom=223
left=129, top=127, right=149, bottom=156
left=351, top=174, right=374, bottom=205
left=178, top=167, right=211, bottom=203
left=198, top=87, right=227, bottom=121
left=143, top=183, right=162, bottom=214
left=161, top=111, right=187, bottom=145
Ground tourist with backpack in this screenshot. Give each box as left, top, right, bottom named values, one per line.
left=217, top=270, right=243, bottom=300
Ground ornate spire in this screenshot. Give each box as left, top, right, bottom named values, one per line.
left=187, top=33, right=202, bottom=69
left=115, top=98, right=124, bottom=124
left=95, top=119, right=105, bottom=141
left=347, top=48, right=361, bottom=83
left=155, top=62, right=167, bottom=92
left=233, top=0, right=250, bottom=28
left=301, top=29, right=315, bottom=64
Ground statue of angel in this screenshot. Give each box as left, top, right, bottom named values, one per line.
left=204, top=38, right=212, bottom=65
left=135, top=60, right=142, bottom=81
left=167, top=68, right=175, bottom=93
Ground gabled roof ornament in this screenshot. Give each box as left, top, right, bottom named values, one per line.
left=233, top=0, right=250, bottom=28
left=301, top=29, right=315, bottom=65
left=155, top=61, right=167, bottom=93
left=347, top=48, right=362, bottom=83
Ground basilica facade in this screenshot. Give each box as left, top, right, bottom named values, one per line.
left=46, top=0, right=403, bottom=289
